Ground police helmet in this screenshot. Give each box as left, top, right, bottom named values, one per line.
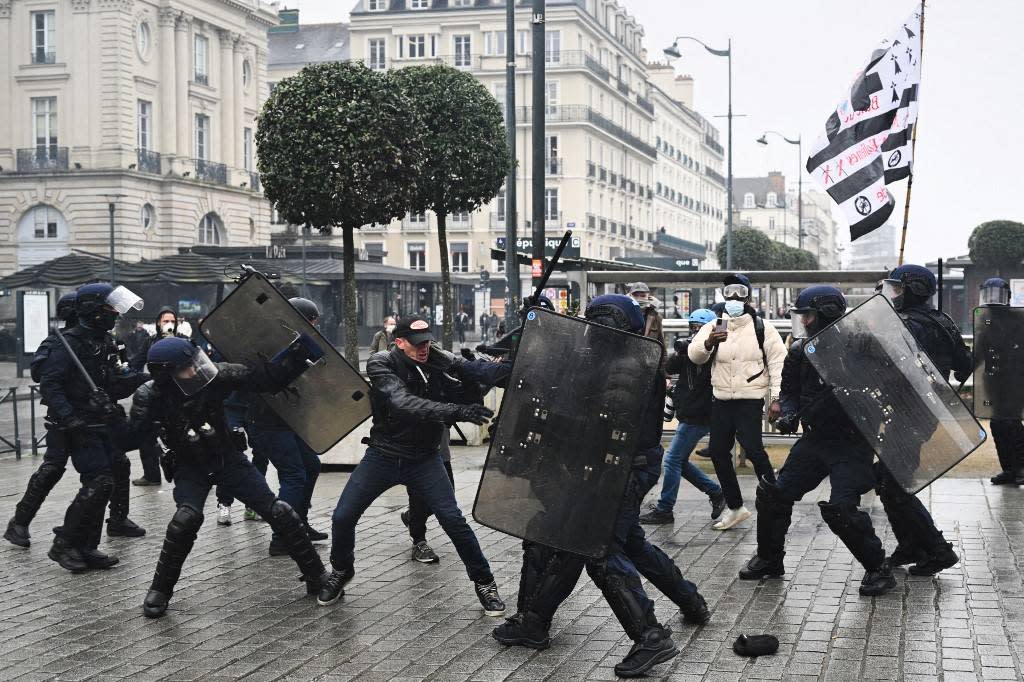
left=585, top=294, right=644, bottom=334
left=56, top=293, right=77, bottom=323
left=980, top=277, right=1011, bottom=307
left=75, top=283, right=116, bottom=319
left=288, top=297, right=320, bottom=322
left=147, top=337, right=218, bottom=396
left=790, top=286, right=847, bottom=339
left=885, top=264, right=937, bottom=300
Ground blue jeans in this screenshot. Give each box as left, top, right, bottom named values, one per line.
left=655, top=422, right=720, bottom=513
left=249, top=424, right=321, bottom=537
left=330, top=448, right=493, bottom=583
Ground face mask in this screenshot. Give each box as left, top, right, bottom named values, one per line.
left=91, top=309, right=118, bottom=332
left=161, top=322, right=176, bottom=335
left=724, top=301, right=745, bottom=318
left=385, top=325, right=396, bottom=334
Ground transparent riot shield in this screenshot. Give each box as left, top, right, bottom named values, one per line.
left=973, top=306, right=1024, bottom=419
left=804, top=294, right=986, bottom=493
left=200, top=273, right=371, bottom=453
left=472, top=307, right=664, bottom=559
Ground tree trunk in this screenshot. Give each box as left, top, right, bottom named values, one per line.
left=436, top=208, right=454, bottom=350
left=342, top=226, right=359, bottom=364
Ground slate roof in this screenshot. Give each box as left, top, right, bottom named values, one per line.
left=732, top=176, right=788, bottom=210
left=268, top=23, right=350, bottom=67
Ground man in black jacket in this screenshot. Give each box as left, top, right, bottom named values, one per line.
left=318, top=315, right=505, bottom=616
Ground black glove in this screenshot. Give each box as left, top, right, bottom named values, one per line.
left=61, top=415, right=89, bottom=433
left=454, top=404, right=494, bottom=425
left=460, top=348, right=476, bottom=361
left=103, top=403, right=128, bottom=426
left=229, top=427, right=248, bottom=453
left=775, top=413, right=799, bottom=435
left=673, top=337, right=686, bottom=355
left=88, top=389, right=113, bottom=412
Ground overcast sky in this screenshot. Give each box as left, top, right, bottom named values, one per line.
left=288, top=0, right=1023, bottom=265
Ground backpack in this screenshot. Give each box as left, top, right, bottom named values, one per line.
left=710, top=312, right=768, bottom=383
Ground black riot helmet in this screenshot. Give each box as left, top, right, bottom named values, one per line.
left=585, top=294, right=645, bottom=334
left=882, top=264, right=936, bottom=310
left=979, top=277, right=1010, bottom=307
left=288, top=297, right=320, bottom=323
left=789, top=286, right=847, bottom=339
left=75, top=283, right=144, bottom=331
left=56, top=292, right=78, bottom=326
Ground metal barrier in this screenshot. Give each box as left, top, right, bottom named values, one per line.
left=0, top=385, right=46, bottom=460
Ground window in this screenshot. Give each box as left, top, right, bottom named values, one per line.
left=368, top=38, right=386, bottom=70
left=544, top=80, right=559, bottom=116
left=493, top=83, right=506, bottom=107
left=453, top=35, right=471, bottom=68
left=195, top=114, right=210, bottom=160
left=243, top=127, right=253, bottom=171
left=407, top=211, right=427, bottom=226
left=198, top=213, right=223, bottom=245
left=545, top=30, right=561, bottom=63
left=766, top=191, right=777, bottom=207
left=451, top=0, right=473, bottom=5
left=242, top=60, right=252, bottom=89
left=768, top=217, right=776, bottom=232
left=31, top=11, right=55, bottom=64
left=410, top=0, right=429, bottom=8
left=137, top=100, right=151, bottom=150
left=140, top=203, right=155, bottom=232
left=451, top=242, right=469, bottom=273
left=194, top=35, right=208, bottom=84
left=408, top=242, right=426, bottom=271
left=137, top=22, right=151, bottom=59
left=450, top=211, right=470, bottom=223
left=495, top=190, right=506, bottom=221
left=484, top=31, right=506, bottom=56
left=32, top=97, right=57, bottom=156
left=33, top=206, right=59, bottom=239
left=743, top=192, right=755, bottom=209
left=517, top=30, right=529, bottom=55
left=544, top=188, right=559, bottom=222
left=367, top=0, right=387, bottom=9
left=408, top=35, right=425, bottom=58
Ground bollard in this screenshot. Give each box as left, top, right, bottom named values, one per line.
left=11, top=387, right=21, bottom=460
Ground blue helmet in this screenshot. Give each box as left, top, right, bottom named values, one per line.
left=980, top=277, right=1010, bottom=306
left=792, top=285, right=847, bottom=320
left=147, top=336, right=199, bottom=378
left=688, top=308, right=716, bottom=326
left=56, top=292, right=77, bottom=323
left=886, top=264, right=936, bottom=299
left=75, top=282, right=115, bottom=317
left=585, top=294, right=645, bottom=334
left=288, top=297, right=320, bottom=322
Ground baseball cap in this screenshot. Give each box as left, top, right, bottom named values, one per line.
left=627, top=282, right=650, bottom=295
left=393, top=315, right=434, bottom=345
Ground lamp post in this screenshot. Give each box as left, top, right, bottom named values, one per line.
left=756, top=131, right=803, bottom=250
left=102, top=193, right=124, bottom=283
left=504, top=0, right=519, bottom=329
left=664, top=36, right=732, bottom=269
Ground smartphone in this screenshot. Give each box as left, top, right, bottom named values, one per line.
left=715, top=318, right=728, bottom=333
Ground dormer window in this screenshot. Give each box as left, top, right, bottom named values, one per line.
left=743, top=192, right=755, bottom=209
left=410, top=0, right=430, bottom=8
left=368, top=0, right=387, bottom=9
left=766, top=191, right=777, bottom=207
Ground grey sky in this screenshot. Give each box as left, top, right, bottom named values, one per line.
left=289, top=0, right=1023, bottom=265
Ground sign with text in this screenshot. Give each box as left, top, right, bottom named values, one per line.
left=496, top=236, right=581, bottom=259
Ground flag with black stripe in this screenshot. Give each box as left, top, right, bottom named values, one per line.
left=806, top=3, right=922, bottom=241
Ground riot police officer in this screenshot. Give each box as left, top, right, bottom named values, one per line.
left=878, top=264, right=971, bottom=576
left=39, top=283, right=149, bottom=572
left=132, top=336, right=331, bottom=618
left=978, top=278, right=1024, bottom=485
left=738, top=286, right=896, bottom=596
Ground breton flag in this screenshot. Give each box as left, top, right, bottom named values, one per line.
left=806, top=3, right=922, bottom=240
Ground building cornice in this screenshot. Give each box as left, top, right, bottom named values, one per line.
left=0, top=0, right=12, bottom=18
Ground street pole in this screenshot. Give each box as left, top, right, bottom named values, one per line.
left=108, top=201, right=116, bottom=283
left=726, top=38, right=733, bottom=270
left=301, top=223, right=309, bottom=297
left=797, top=138, right=803, bottom=251
left=504, top=0, right=519, bottom=327
left=530, top=0, right=545, bottom=289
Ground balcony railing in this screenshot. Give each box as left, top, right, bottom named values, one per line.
left=586, top=161, right=596, bottom=178
left=545, top=157, right=563, bottom=176
left=446, top=213, right=473, bottom=231
left=705, top=166, right=726, bottom=186
left=704, top=134, right=724, bottom=155
left=194, top=158, right=227, bottom=185
left=586, top=213, right=595, bottom=230
left=544, top=211, right=563, bottom=229
left=17, top=146, right=68, bottom=172
left=31, top=50, right=56, bottom=65
left=636, top=94, right=654, bottom=115
left=616, top=80, right=629, bottom=96
left=137, top=148, right=161, bottom=174
left=249, top=171, right=261, bottom=192
left=609, top=172, right=618, bottom=186
left=515, top=105, right=656, bottom=159
left=402, top=216, right=429, bottom=231
left=194, top=73, right=209, bottom=86
left=598, top=166, right=608, bottom=182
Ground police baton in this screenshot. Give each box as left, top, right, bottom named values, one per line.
left=54, top=328, right=100, bottom=393
left=529, top=230, right=573, bottom=303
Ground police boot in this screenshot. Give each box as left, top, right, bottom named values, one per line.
left=590, top=569, right=678, bottom=678
left=739, top=553, right=785, bottom=580
left=909, top=542, right=959, bottom=576
left=632, top=554, right=711, bottom=625
left=82, top=490, right=118, bottom=569
left=4, top=518, right=31, bottom=548
left=886, top=545, right=928, bottom=568
left=47, top=535, right=88, bottom=573
left=492, top=611, right=552, bottom=650
left=6, top=463, right=65, bottom=547
left=859, top=564, right=897, bottom=596
left=144, top=505, right=203, bottom=618
left=990, top=471, right=1016, bottom=485
left=1015, top=468, right=1024, bottom=486
left=53, top=476, right=114, bottom=573
left=494, top=550, right=583, bottom=648
left=106, top=457, right=146, bottom=538
left=268, top=500, right=327, bottom=587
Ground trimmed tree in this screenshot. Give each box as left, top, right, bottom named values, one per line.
left=256, top=61, right=424, bottom=362
left=392, top=65, right=510, bottom=350
left=716, top=228, right=774, bottom=270
left=968, top=220, right=1024, bottom=274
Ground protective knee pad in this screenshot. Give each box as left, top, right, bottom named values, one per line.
left=37, top=462, right=66, bottom=489
left=167, top=504, right=204, bottom=542
left=152, top=505, right=204, bottom=596
left=818, top=502, right=884, bottom=569
left=754, top=478, right=794, bottom=515
left=12, top=463, right=66, bottom=525
left=270, top=499, right=324, bottom=578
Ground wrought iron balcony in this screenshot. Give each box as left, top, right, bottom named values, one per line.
left=586, top=161, right=596, bottom=178
left=636, top=94, right=654, bottom=115
left=545, top=157, right=563, bottom=176
left=598, top=166, right=608, bottom=182
left=137, top=148, right=161, bottom=174
left=705, top=166, right=726, bottom=186
left=194, top=73, right=209, bottom=86
left=249, top=171, right=261, bottom=192
left=194, top=158, right=227, bottom=185
left=31, top=50, right=56, bottom=65
left=446, top=213, right=473, bottom=231
left=543, top=211, right=563, bottom=229
left=16, top=146, right=68, bottom=172
left=616, top=80, right=629, bottom=96
left=515, top=105, right=656, bottom=159
left=402, top=215, right=429, bottom=231
left=704, top=134, right=724, bottom=155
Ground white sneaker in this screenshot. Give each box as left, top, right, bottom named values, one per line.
left=712, top=506, right=751, bottom=531
left=217, top=504, right=232, bottom=526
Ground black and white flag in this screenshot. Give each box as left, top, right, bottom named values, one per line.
left=806, top=3, right=922, bottom=240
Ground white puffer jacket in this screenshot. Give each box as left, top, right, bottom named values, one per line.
left=688, top=311, right=786, bottom=401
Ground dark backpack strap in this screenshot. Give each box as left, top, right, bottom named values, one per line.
left=746, top=315, right=769, bottom=383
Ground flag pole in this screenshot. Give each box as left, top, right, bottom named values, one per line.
left=897, top=1, right=925, bottom=265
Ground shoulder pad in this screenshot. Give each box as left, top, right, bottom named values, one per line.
left=133, top=380, right=158, bottom=404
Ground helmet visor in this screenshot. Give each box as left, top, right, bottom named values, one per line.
left=980, top=286, right=1010, bottom=306
left=879, top=280, right=903, bottom=303
left=172, top=347, right=219, bottom=396
left=789, top=311, right=817, bottom=339
left=106, top=286, right=145, bottom=314
left=723, top=283, right=750, bottom=299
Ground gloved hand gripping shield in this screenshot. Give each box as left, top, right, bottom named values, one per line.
left=472, top=307, right=663, bottom=559
left=803, top=294, right=986, bottom=493
left=199, top=272, right=370, bottom=453
left=972, top=305, right=1024, bottom=419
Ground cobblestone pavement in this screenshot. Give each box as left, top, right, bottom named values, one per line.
left=1, top=447, right=1023, bottom=681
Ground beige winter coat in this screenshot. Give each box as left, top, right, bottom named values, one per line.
left=688, top=312, right=786, bottom=401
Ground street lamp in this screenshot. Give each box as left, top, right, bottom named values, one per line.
left=102, top=193, right=125, bottom=283
left=664, top=35, right=733, bottom=269
left=756, top=131, right=803, bottom=250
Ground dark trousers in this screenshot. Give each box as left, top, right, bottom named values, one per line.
left=707, top=398, right=776, bottom=509
left=992, top=419, right=1024, bottom=473
left=331, top=448, right=493, bottom=583
left=875, top=460, right=948, bottom=554
left=407, top=459, right=455, bottom=544
left=69, top=430, right=116, bottom=482
left=216, top=437, right=269, bottom=507
left=174, top=455, right=277, bottom=518
left=138, top=435, right=162, bottom=482
left=249, top=424, right=321, bottom=536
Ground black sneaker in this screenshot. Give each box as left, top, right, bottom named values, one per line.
left=638, top=506, right=674, bottom=525
left=887, top=544, right=927, bottom=567
left=268, top=538, right=289, bottom=556
left=412, top=541, right=439, bottom=564
left=678, top=592, right=711, bottom=625
left=48, top=538, right=88, bottom=573
left=4, top=519, right=30, bottom=548
left=694, top=448, right=711, bottom=459
left=709, top=491, right=727, bottom=520
left=859, top=565, right=897, bottom=596
left=106, top=517, right=146, bottom=538
left=400, top=510, right=410, bottom=528
left=317, top=566, right=354, bottom=606
left=305, top=524, right=328, bottom=542
left=738, top=554, right=784, bottom=580
left=305, top=571, right=331, bottom=596
left=492, top=612, right=551, bottom=649
left=908, top=543, right=959, bottom=576
left=81, top=548, right=119, bottom=569
left=474, top=579, right=506, bottom=617
left=131, top=477, right=160, bottom=487
left=143, top=589, right=169, bottom=618
left=990, top=471, right=1016, bottom=485
left=614, top=626, right=679, bottom=678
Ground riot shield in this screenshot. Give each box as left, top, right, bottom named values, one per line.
left=200, top=273, right=371, bottom=453
left=804, top=295, right=986, bottom=493
left=472, top=307, right=663, bottom=559
left=973, top=306, right=1024, bottom=419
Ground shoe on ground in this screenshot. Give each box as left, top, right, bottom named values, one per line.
left=908, top=543, right=959, bottom=576
left=709, top=491, right=727, bottom=520
left=474, top=579, right=506, bottom=617
left=990, top=471, right=1016, bottom=485
left=678, top=592, right=711, bottom=625
left=886, top=544, right=928, bottom=568
left=614, top=626, right=679, bottom=678
left=412, top=541, right=439, bottom=564
left=739, top=554, right=785, bottom=580
left=4, top=519, right=30, bottom=548
left=269, top=538, right=289, bottom=557
left=217, top=504, right=232, bottom=526
left=243, top=507, right=258, bottom=521
left=81, top=548, right=119, bottom=569
left=713, top=506, right=751, bottom=530
left=1015, top=468, right=1024, bottom=485
left=317, top=566, right=355, bottom=606
left=305, top=570, right=331, bottom=596
left=131, top=477, right=160, bottom=487
left=400, top=510, right=410, bottom=528
left=694, top=448, right=711, bottom=459
left=143, top=589, right=170, bottom=618
left=859, top=565, right=897, bottom=596
left=305, top=524, right=328, bottom=542
left=106, top=517, right=146, bottom=538
left=638, top=506, right=674, bottom=525
left=492, top=612, right=551, bottom=650
left=48, top=538, right=89, bottom=573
